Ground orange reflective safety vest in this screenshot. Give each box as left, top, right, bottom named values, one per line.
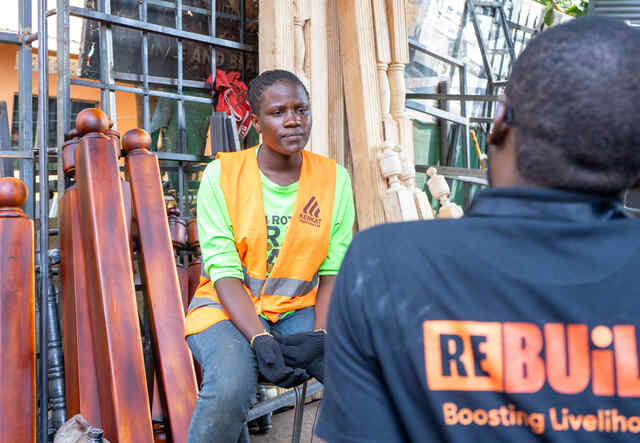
left=184, top=146, right=337, bottom=336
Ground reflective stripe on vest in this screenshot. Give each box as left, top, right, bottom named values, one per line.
left=185, top=146, right=336, bottom=335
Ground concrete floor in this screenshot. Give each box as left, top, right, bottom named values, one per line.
left=249, top=400, right=326, bottom=443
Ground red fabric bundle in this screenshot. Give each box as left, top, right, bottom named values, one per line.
left=207, top=70, right=252, bottom=141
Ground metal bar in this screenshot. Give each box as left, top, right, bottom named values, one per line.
left=291, top=382, right=307, bottom=443
left=470, top=116, right=494, bottom=123
left=68, top=7, right=257, bottom=53
left=103, top=0, right=117, bottom=125
left=240, top=0, right=246, bottom=80
left=57, top=0, right=71, bottom=199
left=37, top=0, right=50, bottom=440
left=210, top=0, right=217, bottom=96
left=460, top=65, right=470, bottom=169
left=467, top=0, right=495, bottom=85
left=0, top=31, right=21, bottom=45
left=407, top=103, right=469, bottom=126
left=176, top=0, right=187, bottom=215
left=155, top=152, right=210, bottom=162
left=0, top=150, right=34, bottom=159
left=246, top=381, right=323, bottom=422
left=139, top=0, right=150, bottom=132
left=145, top=0, right=258, bottom=23
left=70, top=78, right=214, bottom=104
left=498, top=6, right=516, bottom=61
left=408, top=39, right=465, bottom=67
left=19, top=0, right=34, bottom=219
left=406, top=93, right=500, bottom=102
left=112, top=71, right=209, bottom=89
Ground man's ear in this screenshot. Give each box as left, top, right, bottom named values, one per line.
left=251, top=113, right=261, bottom=134
left=487, top=103, right=511, bottom=147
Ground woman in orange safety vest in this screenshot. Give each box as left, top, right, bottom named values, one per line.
left=185, top=69, right=355, bottom=443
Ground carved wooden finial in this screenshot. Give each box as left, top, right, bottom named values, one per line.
left=65, top=128, right=80, bottom=141
left=62, top=138, right=78, bottom=179
left=76, top=108, right=110, bottom=136
left=167, top=206, right=180, bottom=217
left=0, top=178, right=28, bottom=218
left=188, top=217, right=199, bottom=251
left=122, top=128, right=152, bottom=155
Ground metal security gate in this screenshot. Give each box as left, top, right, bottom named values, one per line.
left=0, top=1, right=258, bottom=441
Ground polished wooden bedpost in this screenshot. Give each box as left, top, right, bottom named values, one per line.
left=168, top=206, right=189, bottom=311
left=59, top=128, right=103, bottom=427
left=123, top=128, right=197, bottom=443
left=74, top=109, right=153, bottom=442
left=0, top=178, right=35, bottom=442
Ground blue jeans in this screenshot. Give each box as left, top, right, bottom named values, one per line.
left=186, top=307, right=315, bottom=443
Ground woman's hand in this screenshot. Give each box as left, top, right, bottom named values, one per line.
left=275, top=330, right=327, bottom=383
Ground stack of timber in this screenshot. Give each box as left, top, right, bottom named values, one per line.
left=59, top=108, right=197, bottom=443
left=0, top=178, right=35, bottom=442
left=259, top=0, right=462, bottom=228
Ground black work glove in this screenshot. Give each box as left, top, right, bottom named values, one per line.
left=252, top=334, right=309, bottom=388
left=306, top=357, right=324, bottom=384
left=275, top=331, right=326, bottom=383
left=275, top=330, right=326, bottom=367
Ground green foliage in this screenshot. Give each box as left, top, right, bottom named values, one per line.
left=533, top=0, right=589, bottom=25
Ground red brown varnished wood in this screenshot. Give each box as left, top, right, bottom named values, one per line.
left=187, top=217, right=201, bottom=307
left=59, top=135, right=102, bottom=427
left=0, top=178, right=35, bottom=442
left=123, top=128, right=197, bottom=443
left=168, top=207, right=190, bottom=311
left=74, top=109, right=153, bottom=443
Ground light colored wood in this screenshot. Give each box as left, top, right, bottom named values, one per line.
left=293, top=0, right=310, bottom=90
left=427, top=167, right=463, bottom=218
left=386, top=0, right=410, bottom=64
left=259, top=0, right=295, bottom=73
left=309, top=0, right=329, bottom=157
left=338, top=0, right=387, bottom=228
left=371, top=0, right=417, bottom=221
left=326, top=0, right=347, bottom=166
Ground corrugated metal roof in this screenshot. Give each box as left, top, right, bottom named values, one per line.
left=590, top=0, right=640, bottom=24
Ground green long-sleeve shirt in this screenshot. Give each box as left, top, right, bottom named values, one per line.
left=196, top=151, right=355, bottom=285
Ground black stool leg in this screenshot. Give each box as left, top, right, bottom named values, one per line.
left=291, top=382, right=307, bottom=443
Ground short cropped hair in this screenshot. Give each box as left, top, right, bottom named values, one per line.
left=247, top=69, right=310, bottom=114
left=506, top=16, right=640, bottom=194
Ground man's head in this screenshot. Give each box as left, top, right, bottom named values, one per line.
left=488, top=16, right=640, bottom=195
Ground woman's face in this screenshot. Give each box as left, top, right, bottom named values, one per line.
left=252, top=81, right=312, bottom=156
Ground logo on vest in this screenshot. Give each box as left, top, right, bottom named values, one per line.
left=300, top=196, right=322, bottom=227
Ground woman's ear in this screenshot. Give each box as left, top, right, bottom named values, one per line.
left=251, top=113, right=261, bottom=134
left=487, top=102, right=511, bottom=147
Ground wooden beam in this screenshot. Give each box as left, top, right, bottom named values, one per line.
left=326, top=0, right=347, bottom=166
left=338, top=0, right=387, bottom=228
left=0, top=178, right=35, bottom=443
left=259, top=0, right=294, bottom=73
left=123, top=129, right=197, bottom=443
left=309, top=0, right=329, bottom=157
left=74, top=109, right=153, bottom=442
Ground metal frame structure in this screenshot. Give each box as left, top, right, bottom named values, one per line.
left=0, top=1, right=257, bottom=441
left=407, top=0, right=539, bottom=200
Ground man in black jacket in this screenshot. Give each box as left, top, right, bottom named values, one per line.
left=317, top=16, right=640, bottom=442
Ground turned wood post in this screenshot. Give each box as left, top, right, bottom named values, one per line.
left=0, top=178, right=35, bottom=442
left=59, top=128, right=103, bottom=427
left=187, top=214, right=201, bottom=308
left=168, top=206, right=189, bottom=312
left=123, top=128, right=197, bottom=443
left=74, top=109, right=153, bottom=442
